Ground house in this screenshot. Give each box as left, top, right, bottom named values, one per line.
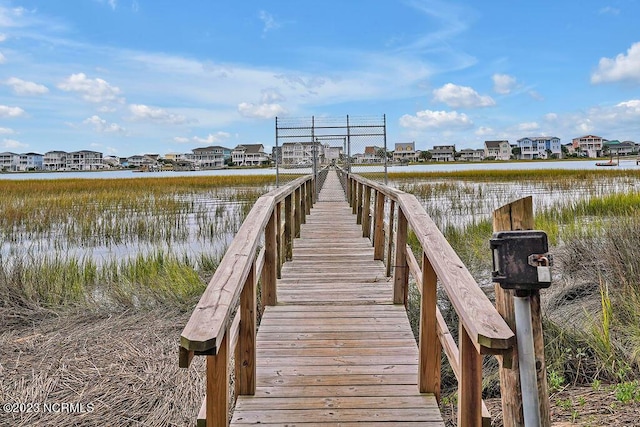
left=127, top=154, right=160, bottom=169
left=44, top=151, right=68, bottom=171
left=67, top=150, right=104, bottom=170
left=0, top=152, right=20, bottom=171
left=324, top=145, right=343, bottom=163
left=18, top=152, right=44, bottom=171
left=393, top=142, right=417, bottom=163
left=572, top=135, right=605, bottom=158
left=603, top=140, right=636, bottom=156
left=232, top=144, right=268, bottom=166
left=516, top=137, right=562, bottom=159
left=484, top=140, right=511, bottom=160
left=191, top=146, right=231, bottom=169
left=458, top=148, right=485, bottom=162
left=355, top=146, right=384, bottom=164
left=431, top=145, right=456, bottom=162
left=281, top=142, right=324, bottom=166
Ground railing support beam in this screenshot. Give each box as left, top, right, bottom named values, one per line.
left=237, top=262, right=256, bottom=396
left=393, top=208, right=408, bottom=305
left=373, top=191, right=385, bottom=260
left=206, top=329, right=229, bottom=427
left=419, top=254, right=440, bottom=400
left=458, top=322, right=482, bottom=427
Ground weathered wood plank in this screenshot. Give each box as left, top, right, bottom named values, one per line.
left=227, top=170, right=444, bottom=426
left=398, top=192, right=514, bottom=352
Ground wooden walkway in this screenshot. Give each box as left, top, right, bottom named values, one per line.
left=230, top=171, right=445, bottom=426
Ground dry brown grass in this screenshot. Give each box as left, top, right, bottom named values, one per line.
left=0, top=308, right=204, bottom=426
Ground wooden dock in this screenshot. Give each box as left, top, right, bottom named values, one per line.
left=230, top=171, right=444, bottom=426
left=180, top=168, right=517, bottom=427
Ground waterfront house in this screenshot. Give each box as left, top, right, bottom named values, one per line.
left=572, top=135, right=605, bottom=158
left=18, top=152, right=44, bottom=171
left=484, top=140, right=511, bottom=160
left=232, top=144, right=268, bottom=166
left=68, top=150, right=104, bottom=170
left=516, top=136, right=562, bottom=159
left=603, top=140, right=637, bottom=156
left=458, top=148, right=485, bottom=162
left=191, top=146, right=230, bottom=169
left=281, top=141, right=325, bottom=166
left=0, top=152, right=20, bottom=171
left=431, top=145, right=456, bottom=162
left=44, top=151, right=68, bottom=171
left=393, top=142, right=417, bottom=163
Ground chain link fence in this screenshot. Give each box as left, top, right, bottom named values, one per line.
left=275, top=115, right=388, bottom=199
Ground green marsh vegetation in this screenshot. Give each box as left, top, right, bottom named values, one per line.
left=393, top=169, right=640, bottom=399
left=0, top=175, right=274, bottom=312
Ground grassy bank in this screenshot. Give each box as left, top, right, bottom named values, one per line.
left=393, top=169, right=640, bottom=416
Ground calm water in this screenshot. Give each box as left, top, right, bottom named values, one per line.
left=1, top=159, right=638, bottom=180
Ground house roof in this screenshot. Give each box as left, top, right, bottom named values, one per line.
left=236, top=144, right=264, bottom=154
left=364, top=146, right=379, bottom=155
left=485, top=140, right=508, bottom=148
left=394, top=142, right=415, bottom=150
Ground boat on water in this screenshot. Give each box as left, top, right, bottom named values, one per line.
left=595, top=160, right=618, bottom=167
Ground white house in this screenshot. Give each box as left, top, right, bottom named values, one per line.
left=232, top=144, right=268, bottom=166
left=67, top=150, right=104, bottom=170
left=484, top=140, right=511, bottom=160
left=281, top=142, right=324, bottom=166
left=44, top=151, right=68, bottom=171
left=0, top=152, right=20, bottom=171
left=458, top=148, right=485, bottom=162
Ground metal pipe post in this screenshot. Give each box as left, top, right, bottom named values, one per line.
left=514, top=293, right=541, bottom=427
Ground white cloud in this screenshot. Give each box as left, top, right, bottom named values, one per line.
left=432, top=83, right=495, bottom=108
left=399, top=109, right=473, bottom=130
left=0, top=127, right=15, bottom=134
left=83, top=115, right=126, bottom=133
left=108, top=0, right=117, bottom=10
left=173, top=136, right=190, bottom=144
left=492, top=74, right=517, bottom=94
left=129, top=104, right=188, bottom=124
left=5, top=77, right=49, bottom=95
left=591, top=42, right=640, bottom=84
left=517, top=122, right=540, bottom=132
left=58, top=73, right=123, bottom=103
left=544, top=113, right=558, bottom=122
left=238, top=102, right=286, bottom=119
left=0, top=105, right=25, bottom=117
left=0, top=52, right=5, bottom=63
left=474, top=126, right=494, bottom=136
left=3, top=138, right=27, bottom=149
left=193, top=132, right=231, bottom=144
left=259, top=10, right=280, bottom=36
left=0, top=34, right=6, bottom=42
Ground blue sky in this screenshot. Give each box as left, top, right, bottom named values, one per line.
left=1, top=0, right=640, bottom=156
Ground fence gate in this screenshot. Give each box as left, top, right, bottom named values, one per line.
left=275, top=115, right=387, bottom=201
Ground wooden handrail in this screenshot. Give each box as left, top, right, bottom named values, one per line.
left=179, top=174, right=314, bottom=426
left=180, top=175, right=312, bottom=355
left=340, top=168, right=515, bottom=427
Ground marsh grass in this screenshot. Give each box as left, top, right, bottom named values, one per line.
left=392, top=169, right=640, bottom=398
left=0, top=175, right=271, bottom=312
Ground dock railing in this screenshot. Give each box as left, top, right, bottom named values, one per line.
left=179, top=174, right=315, bottom=426
left=340, top=169, right=516, bottom=427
